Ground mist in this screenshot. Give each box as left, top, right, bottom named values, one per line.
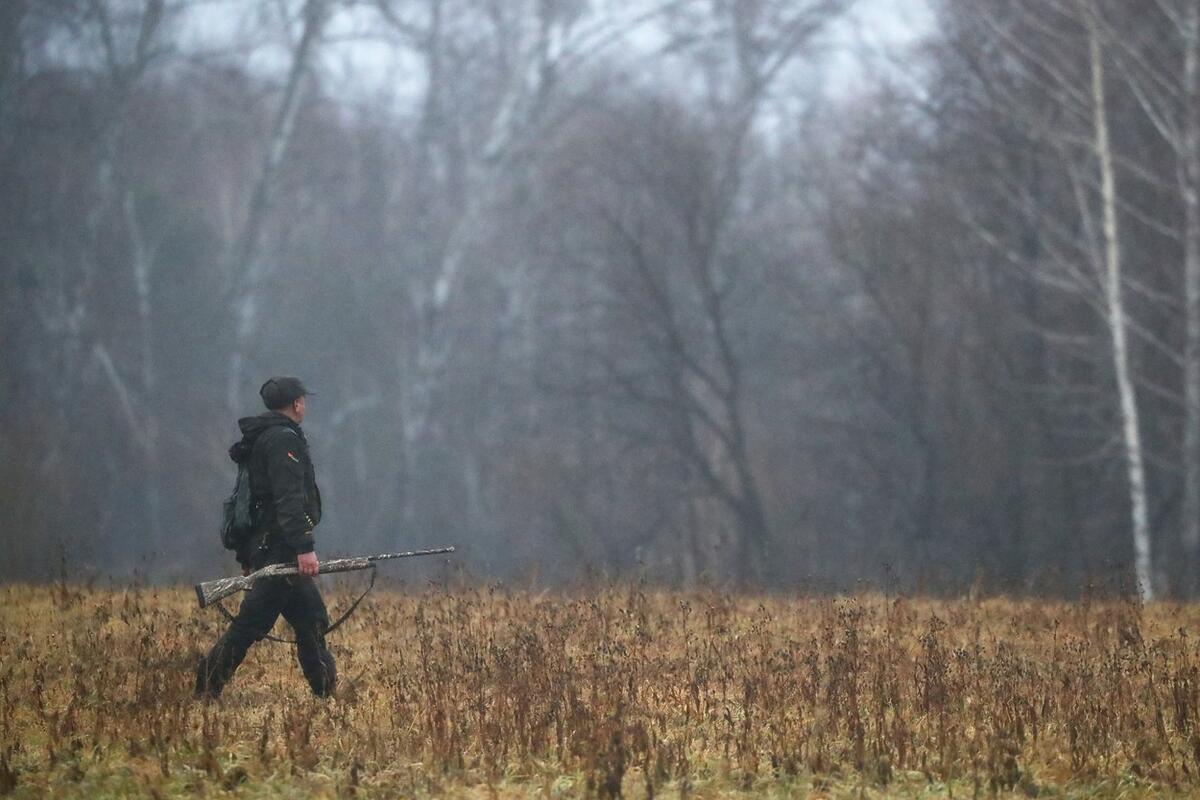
left=3, top=0, right=1195, bottom=599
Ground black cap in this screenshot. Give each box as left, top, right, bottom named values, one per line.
left=260, top=376, right=313, bottom=410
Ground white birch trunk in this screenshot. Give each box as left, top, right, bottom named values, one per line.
left=71, top=0, right=169, bottom=559
left=390, top=5, right=550, bottom=537
left=1090, top=18, right=1154, bottom=601
left=1180, top=3, right=1200, bottom=580
left=123, top=189, right=164, bottom=550
left=226, top=0, right=325, bottom=412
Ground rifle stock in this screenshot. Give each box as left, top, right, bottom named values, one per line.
left=194, top=547, right=455, bottom=609
left=195, top=575, right=252, bottom=608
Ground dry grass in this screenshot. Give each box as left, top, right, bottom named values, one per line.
left=3, top=582, right=1200, bottom=798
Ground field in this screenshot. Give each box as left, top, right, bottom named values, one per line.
left=4, top=583, right=1200, bottom=798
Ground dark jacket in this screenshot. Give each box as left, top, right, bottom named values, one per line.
left=229, top=412, right=322, bottom=567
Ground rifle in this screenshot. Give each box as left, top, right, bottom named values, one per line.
left=194, top=547, right=456, bottom=609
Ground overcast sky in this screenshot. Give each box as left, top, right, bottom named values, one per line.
left=828, top=0, right=933, bottom=93
left=179, top=0, right=934, bottom=111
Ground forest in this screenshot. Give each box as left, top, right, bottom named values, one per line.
left=3, top=0, right=1200, bottom=599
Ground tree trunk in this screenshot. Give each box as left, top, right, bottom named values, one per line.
left=1180, top=0, right=1200, bottom=592
left=1089, top=17, right=1154, bottom=601
left=226, top=0, right=325, bottom=412
left=123, top=189, right=164, bottom=553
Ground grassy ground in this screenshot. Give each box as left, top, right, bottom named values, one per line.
left=3, top=582, right=1200, bottom=798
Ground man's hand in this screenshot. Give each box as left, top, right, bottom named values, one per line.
left=297, top=551, right=319, bottom=577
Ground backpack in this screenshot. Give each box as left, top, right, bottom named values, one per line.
left=220, top=461, right=256, bottom=551
left=220, top=436, right=262, bottom=552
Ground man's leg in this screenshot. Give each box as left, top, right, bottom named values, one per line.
left=195, top=577, right=287, bottom=697
left=281, top=577, right=336, bottom=697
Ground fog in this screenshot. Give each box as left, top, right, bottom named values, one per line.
left=3, top=0, right=1197, bottom=598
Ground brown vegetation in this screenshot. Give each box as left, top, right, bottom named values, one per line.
left=3, top=584, right=1200, bottom=797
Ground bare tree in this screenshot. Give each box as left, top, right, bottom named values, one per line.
left=370, top=0, right=689, bottom=540
left=940, top=0, right=1161, bottom=598
left=1083, top=2, right=1153, bottom=600
left=570, top=100, right=775, bottom=582
left=54, top=0, right=175, bottom=554
left=225, top=0, right=329, bottom=413
left=538, top=0, right=852, bottom=585
left=1105, top=0, right=1200, bottom=588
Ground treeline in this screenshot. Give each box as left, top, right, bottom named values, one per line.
left=2, top=0, right=1197, bottom=596
left=833, top=0, right=1200, bottom=599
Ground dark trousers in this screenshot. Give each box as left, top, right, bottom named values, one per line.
left=196, top=575, right=336, bottom=697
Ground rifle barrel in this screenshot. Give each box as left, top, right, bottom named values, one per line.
left=368, top=547, right=456, bottom=561
left=268, top=548, right=457, bottom=577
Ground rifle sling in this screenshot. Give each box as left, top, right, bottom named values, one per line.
left=213, top=565, right=377, bottom=644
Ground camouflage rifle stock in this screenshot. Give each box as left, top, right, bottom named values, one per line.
left=194, top=547, right=456, bottom=608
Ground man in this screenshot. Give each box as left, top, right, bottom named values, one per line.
left=195, top=376, right=335, bottom=698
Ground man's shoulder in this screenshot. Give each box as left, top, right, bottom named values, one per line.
left=253, top=422, right=302, bottom=457
left=261, top=425, right=301, bottom=445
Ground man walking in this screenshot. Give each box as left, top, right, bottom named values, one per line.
left=196, top=376, right=336, bottom=698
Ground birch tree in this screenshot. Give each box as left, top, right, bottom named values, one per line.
left=1182, top=1, right=1200, bottom=584
left=225, top=0, right=328, bottom=413
left=370, top=0, right=687, bottom=538
left=1084, top=3, right=1153, bottom=600
left=35, top=0, right=176, bottom=556
left=1104, top=0, right=1200, bottom=589
left=947, top=0, right=1159, bottom=598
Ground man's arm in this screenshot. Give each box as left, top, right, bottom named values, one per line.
left=263, top=429, right=318, bottom=566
